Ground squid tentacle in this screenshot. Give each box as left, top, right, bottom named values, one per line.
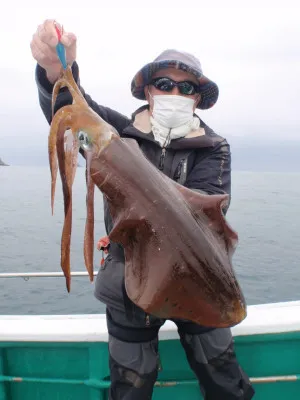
left=84, top=151, right=95, bottom=282
left=52, top=66, right=87, bottom=118
left=56, top=127, right=73, bottom=291
left=48, top=105, right=73, bottom=215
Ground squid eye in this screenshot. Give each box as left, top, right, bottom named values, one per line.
left=78, top=131, right=92, bottom=151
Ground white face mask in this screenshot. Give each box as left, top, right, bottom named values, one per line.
left=150, top=94, right=196, bottom=129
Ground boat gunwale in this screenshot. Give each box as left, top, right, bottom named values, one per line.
left=1, top=300, right=300, bottom=342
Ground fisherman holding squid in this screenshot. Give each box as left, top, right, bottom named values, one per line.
left=31, top=19, right=254, bottom=400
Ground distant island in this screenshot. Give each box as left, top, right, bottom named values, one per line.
left=0, top=157, right=8, bottom=166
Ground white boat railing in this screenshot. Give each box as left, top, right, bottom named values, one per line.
left=0, top=271, right=96, bottom=279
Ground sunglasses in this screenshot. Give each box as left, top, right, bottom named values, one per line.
left=150, top=77, right=199, bottom=95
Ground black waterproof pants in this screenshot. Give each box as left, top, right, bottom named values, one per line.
left=106, top=307, right=255, bottom=400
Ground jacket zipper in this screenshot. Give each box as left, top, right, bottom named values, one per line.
left=159, top=148, right=166, bottom=170
left=145, top=314, right=150, bottom=326
left=159, top=130, right=171, bottom=171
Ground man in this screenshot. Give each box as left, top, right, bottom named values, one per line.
left=31, top=19, right=255, bottom=400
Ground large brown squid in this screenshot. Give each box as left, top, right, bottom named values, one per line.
left=49, top=65, right=247, bottom=328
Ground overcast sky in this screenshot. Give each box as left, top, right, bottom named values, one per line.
left=0, top=0, right=299, bottom=164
